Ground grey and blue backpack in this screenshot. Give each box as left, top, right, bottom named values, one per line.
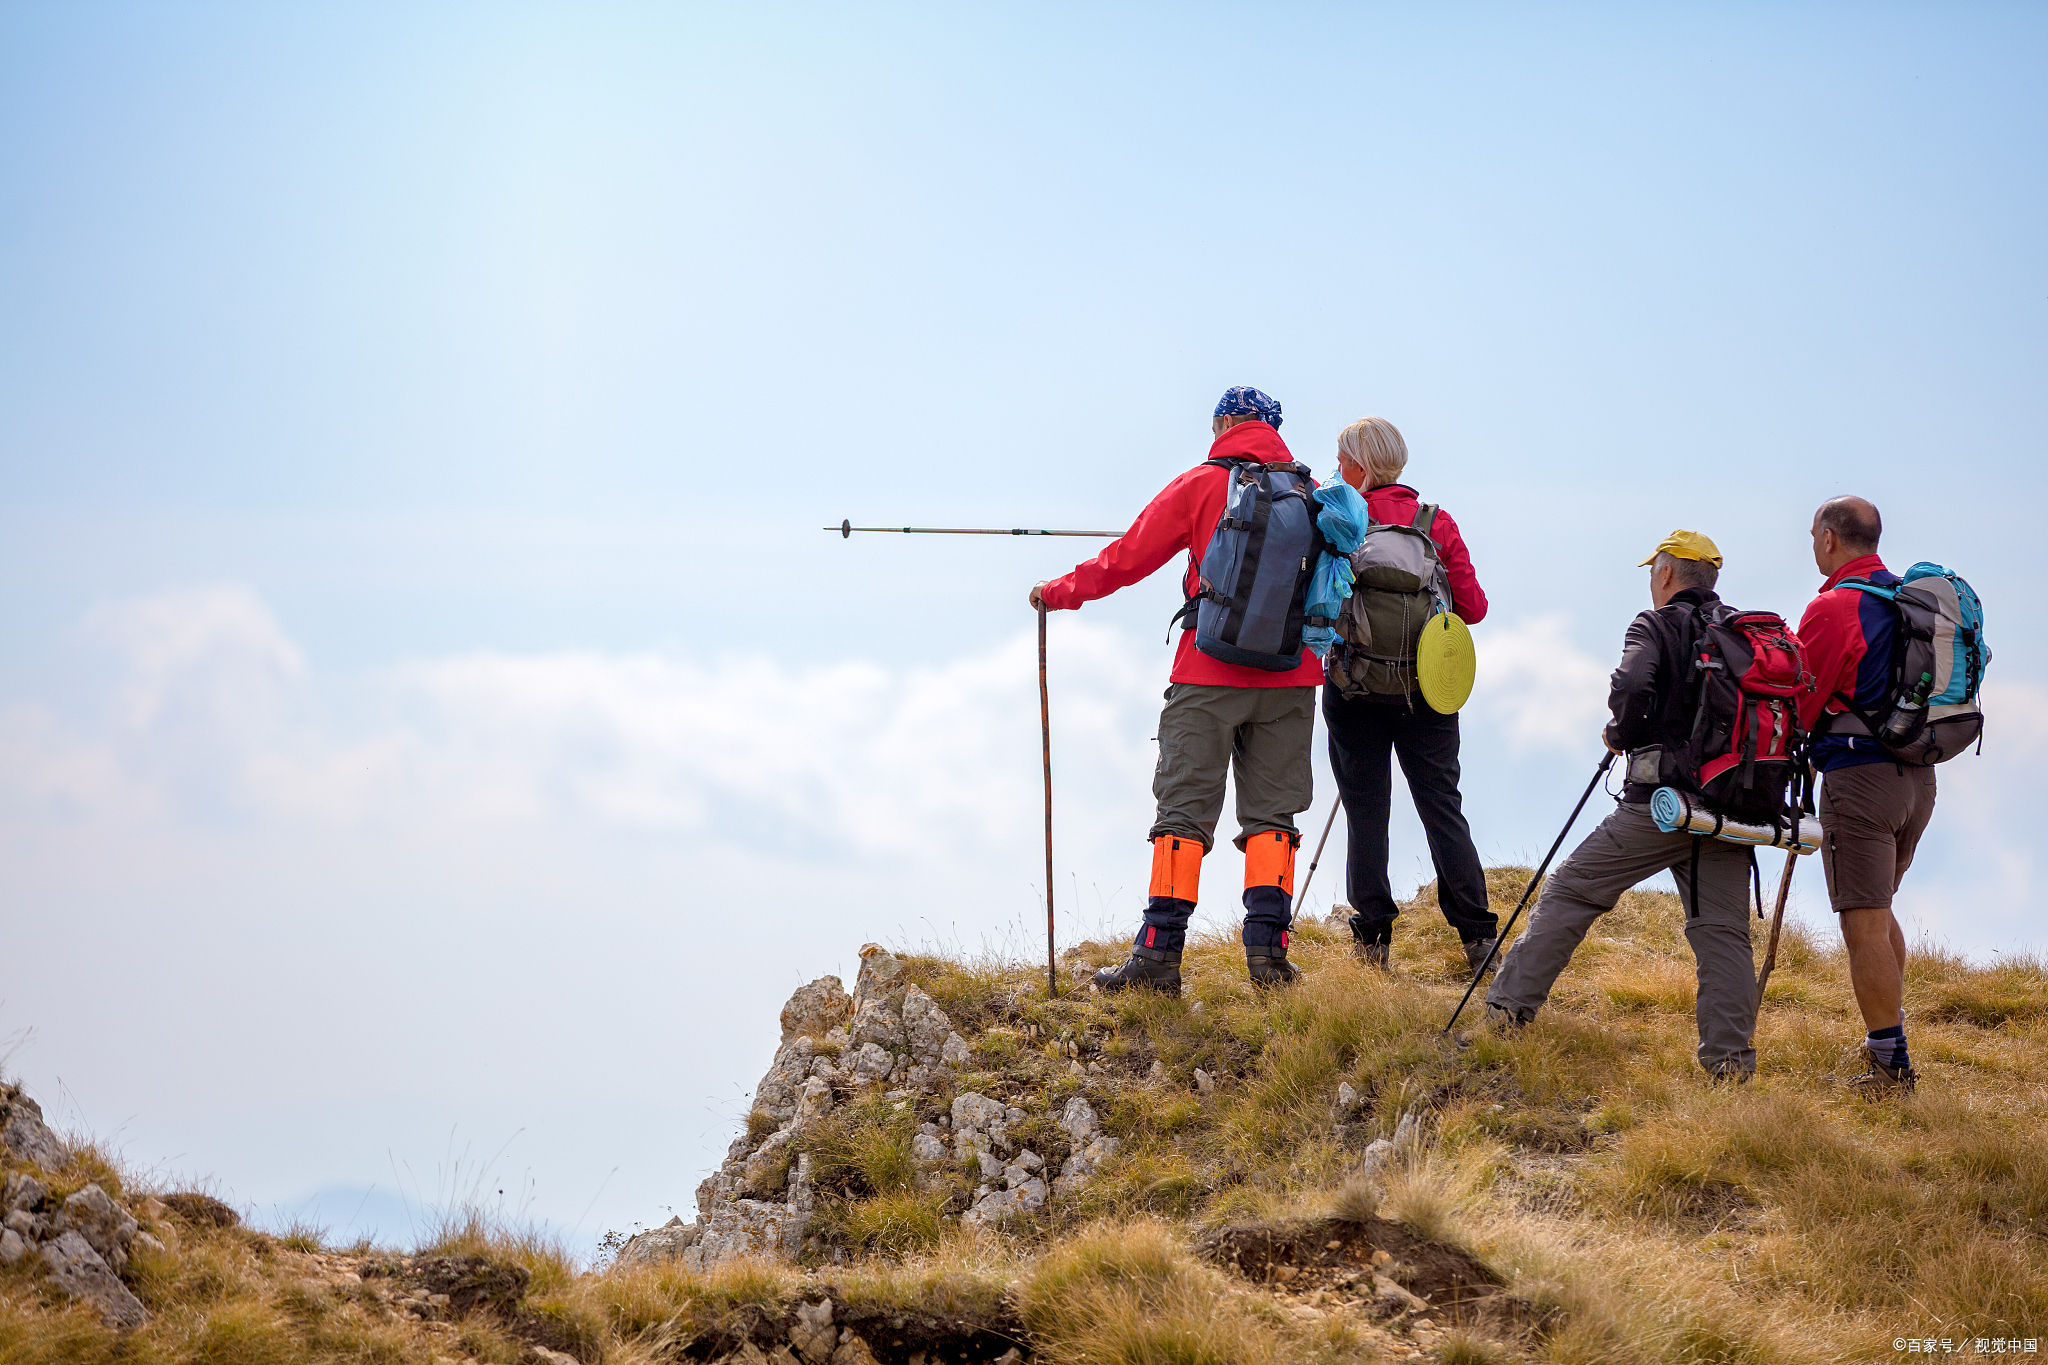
left=1169, top=458, right=1329, bottom=671
left=1829, top=563, right=1990, bottom=765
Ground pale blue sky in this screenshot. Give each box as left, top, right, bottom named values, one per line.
left=3, top=2, right=2042, bottom=1253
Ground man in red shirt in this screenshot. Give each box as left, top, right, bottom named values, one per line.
left=1031, top=387, right=1319, bottom=995
left=1795, top=496, right=1934, bottom=1096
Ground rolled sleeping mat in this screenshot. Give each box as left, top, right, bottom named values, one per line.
left=1650, top=786, right=1820, bottom=855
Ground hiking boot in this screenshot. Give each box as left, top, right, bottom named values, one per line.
left=1846, top=1046, right=1917, bottom=1098
left=1354, top=939, right=1390, bottom=970
left=1705, top=1061, right=1753, bottom=1086
left=1455, top=1003, right=1526, bottom=1050
left=1246, top=946, right=1301, bottom=988
left=1093, top=945, right=1182, bottom=997
left=1463, top=937, right=1499, bottom=980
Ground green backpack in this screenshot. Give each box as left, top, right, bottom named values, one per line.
left=1326, top=503, right=1453, bottom=700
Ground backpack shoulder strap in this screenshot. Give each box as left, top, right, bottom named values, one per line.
left=1411, top=502, right=1439, bottom=535
left=1836, top=577, right=1898, bottom=602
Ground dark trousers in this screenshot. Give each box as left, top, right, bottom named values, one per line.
left=1323, top=688, right=1496, bottom=946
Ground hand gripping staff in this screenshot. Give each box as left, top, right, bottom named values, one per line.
left=832, top=519, right=1116, bottom=997
left=1442, top=751, right=1617, bottom=1034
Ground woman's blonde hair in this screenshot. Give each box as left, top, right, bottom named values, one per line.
left=1338, top=417, right=1409, bottom=487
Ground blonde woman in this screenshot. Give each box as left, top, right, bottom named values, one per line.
left=1325, top=418, right=1496, bottom=972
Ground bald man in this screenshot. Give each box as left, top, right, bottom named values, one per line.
left=1796, top=496, right=1935, bottom=1097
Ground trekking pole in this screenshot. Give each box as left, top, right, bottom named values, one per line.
left=1293, top=797, right=1343, bottom=916
left=1754, top=850, right=1797, bottom=1000
left=1442, top=750, right=1617, bottom=1034
left=830, top=520, right=1119, bottom=538
left=1039, top=604, right=1058, bottom=998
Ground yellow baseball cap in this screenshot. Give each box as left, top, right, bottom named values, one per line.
left=1638, top=530, right=1722, bottom=568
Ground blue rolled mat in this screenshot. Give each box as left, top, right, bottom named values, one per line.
left=1649, top=787, right=1820, bottom=854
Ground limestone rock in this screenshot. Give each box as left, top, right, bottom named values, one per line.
left=754, top=1037, right=819, bottom=1124
left=41, top=1231, right=148, bottom=1328
left=940, top=1032, right=971, bottom=1066
left=1337, top=1081, right=1359, bottom=1110
left=3, top=1209, right=41, bottom=1239
left=910, top=1132, right=947, bottom=1164
left=789, top=1298, right=836, bottom=1363
left=953, top=1093, right=1006, bottom=1130
left=58, top=1183, right=140, bottom=1274
left=1195, top=1068, right=1215, bottom=1095
left=1059, top=1096, right=1101, bottom=1143
left=831, top=1330, right=882, bottom=1365
left=852, top=944, right=905, bottom=1014
left=614, top=1218, right=705, bottom=1269
left=742, top=1131, right=797, bottom=1198
left=1052, top=1135, right=1120, bottom=1199
left=0, top=1085, right=66, bottom=1172
left=4, top=1172, right=49, bottom=1214
left=1358, top=1138, right=1397, bottom=1179
left=847, top=1042, right=894, bottom=1084
left=0, top=1228, right=26, bottom=1265
left=780, top=976, right=853, bottom=1044
left=962, top=1177, right=1047, bottom=1225
left=682, top=1197, right=807, bottom=1270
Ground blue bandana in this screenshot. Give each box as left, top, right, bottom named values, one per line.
left=1213, top=385, right=1282, bottom=429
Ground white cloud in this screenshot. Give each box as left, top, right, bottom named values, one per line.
left=1469, top=613, right=1614, bottom=753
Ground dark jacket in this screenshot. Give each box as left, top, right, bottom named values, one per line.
left=1604, top=587, right=1722, bottom=803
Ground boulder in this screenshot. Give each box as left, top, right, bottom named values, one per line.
left=0, top=1228, right=26, bottom=1265
left=1058, top=1096, right=1101, bottom=1143
left=41, top=1231, right=148, bottom=1329
left=58, top=1183, right=139, bottom=1274
left=682, top=1197, right=807, bottom=1270
left=780, top=977, right=852, bottom=1044
left=615, top=1217, right=705, bottom=1268
left=962, top=1176, right=1047, bottom=1225
left=0, top=1085, right=66, bottom=1173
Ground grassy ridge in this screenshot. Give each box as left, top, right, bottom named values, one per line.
left=4, top=867, right=2043, bottom=1363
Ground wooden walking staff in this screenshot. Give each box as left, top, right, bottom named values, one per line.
left=1039, top=605, right=1058, bottom=997
left=1755, top=849, right=1798, bottom=999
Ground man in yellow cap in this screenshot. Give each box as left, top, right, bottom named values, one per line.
left=1476, top=530, right=1763, bottom=1081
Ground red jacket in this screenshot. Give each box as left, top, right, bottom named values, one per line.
left=1795, top=553, right=1900, bottom=772
left=1039, top=421, right=1327, bottom=687
left=1356, top=482, right=1489, bottom=624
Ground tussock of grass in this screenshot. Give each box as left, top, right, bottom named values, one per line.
left=1020, top=1220, right=1281, bottom=1365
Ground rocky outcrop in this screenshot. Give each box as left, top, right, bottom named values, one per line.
left=619, top=944, right=975, bottom=1272
left=4, top=1085, right=185, bottom=1329
left=616, top=940, right=1132, bottom=1269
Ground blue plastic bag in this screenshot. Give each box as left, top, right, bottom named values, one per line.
left=1302, top=478, right=1367, bottom=658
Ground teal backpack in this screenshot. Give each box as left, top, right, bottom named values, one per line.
left=1834, top=563, right=1990, bottom=765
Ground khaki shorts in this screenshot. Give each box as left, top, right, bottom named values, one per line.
left=1817, top=761, right=1938, bottom=912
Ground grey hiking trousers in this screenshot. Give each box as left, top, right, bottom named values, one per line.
left=1148, top=683, right=1315, bottom=853
left=1486, top=801, right=1759, bottom=1074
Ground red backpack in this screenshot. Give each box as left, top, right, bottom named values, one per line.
left=1672, top=606, right=1815, bottom=830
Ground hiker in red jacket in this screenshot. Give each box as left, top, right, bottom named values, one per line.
left=1796, top=496, right=1934, bottom=1096
left=1030, top=386, right=1319, bottom=994
left=1323, top=417, right=1498, bottom=975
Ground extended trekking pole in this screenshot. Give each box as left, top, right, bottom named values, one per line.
left=1441, top=750, right=1618, bottom=1035
left=1754, top=850, right=1797, bottom=1000
left=1039, top=604, right=1058, bottom=998
left=829, top=520, right=1119, bottom=538
left=1293, top=797, right=1343, bottom=916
